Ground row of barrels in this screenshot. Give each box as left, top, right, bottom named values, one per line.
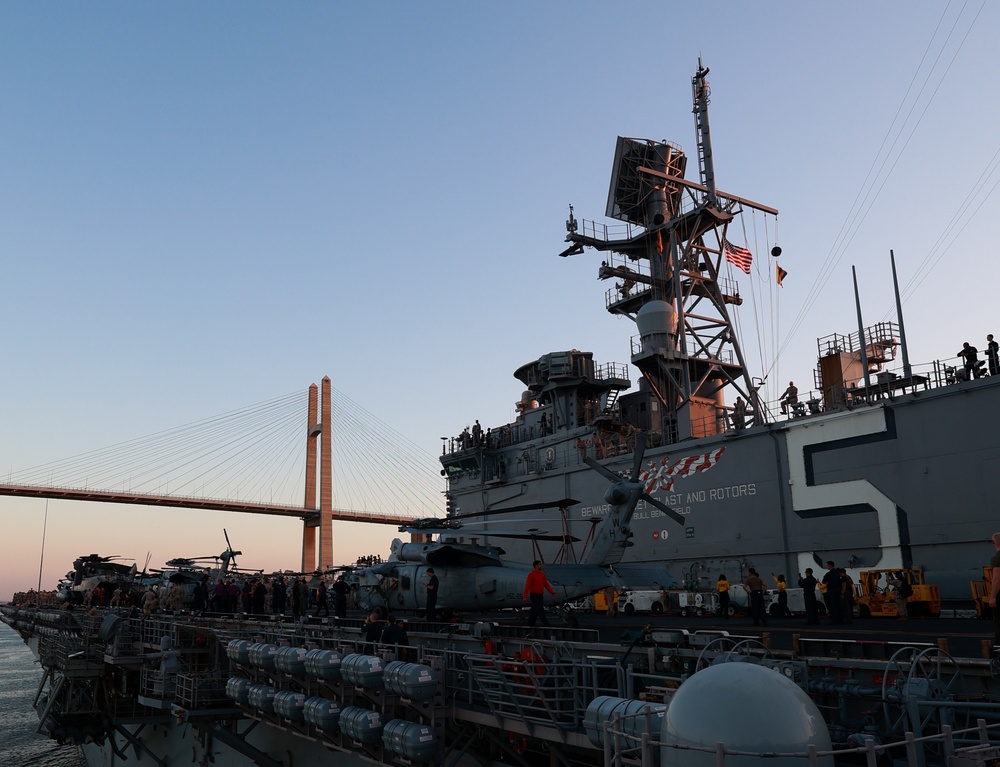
left=226, top=639, right=439, bottom=700
left=226, top=677, right=438, bottom=761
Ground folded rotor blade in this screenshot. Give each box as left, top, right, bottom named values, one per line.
left=642, top=493, right=685, bottom=526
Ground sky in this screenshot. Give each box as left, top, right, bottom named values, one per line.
left=1, top=2, right=997, bottom=598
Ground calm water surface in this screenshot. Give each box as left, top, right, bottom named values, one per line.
left=0, top=621, right=87, bottom=766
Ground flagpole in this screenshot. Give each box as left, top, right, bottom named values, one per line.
left=37, top=499, right=49, bottom=596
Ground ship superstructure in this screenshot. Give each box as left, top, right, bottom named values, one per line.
left=440, top=64, right=1000, bottom=601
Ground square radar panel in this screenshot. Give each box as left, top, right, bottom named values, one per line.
left=605, top=137, right=687, bottom=227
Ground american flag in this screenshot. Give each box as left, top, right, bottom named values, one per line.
left=723, top=238, right=753, bottom=274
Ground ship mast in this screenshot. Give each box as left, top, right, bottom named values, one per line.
left=560, top=61, right=777, bottom=444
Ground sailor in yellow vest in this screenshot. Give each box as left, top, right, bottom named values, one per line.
left=772, top=573, right=790, bottom=617
left=717, top=574, right=731, bottom=619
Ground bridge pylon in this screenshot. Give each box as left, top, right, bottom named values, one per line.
left=301, top=377, right=334, bottom=572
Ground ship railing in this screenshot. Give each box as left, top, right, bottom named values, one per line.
left=140, top=661, right=178, bottom=701
left=175, top=669, right=230, bottom=710
left=39, top=634, right=103, bottom=670
left=601, top=713, right=1000, bottom=767
left=817, top=322, right=900, bottom=362
left=458, top=649, right=626, bottom=732
left=577, top=218, right=645, bottom=243
left=595, top=362, right=631, bottom=383
left=806, top=358, right=973, bottom=416
left=628, top=334, right=736, bottom=368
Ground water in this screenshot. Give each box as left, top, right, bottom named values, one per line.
left=0, top=622, right=88, bottom=767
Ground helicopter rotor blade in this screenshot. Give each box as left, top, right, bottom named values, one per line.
left=631, top=431, right=647, bottom=480
left=584, top=456, right=622, bottom=483
left=447, top=498, right=580, bottom=521
left=641, top=493, right=685, bottom=526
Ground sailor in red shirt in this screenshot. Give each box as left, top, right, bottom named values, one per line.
left=523, top=560, right=556, bottom=626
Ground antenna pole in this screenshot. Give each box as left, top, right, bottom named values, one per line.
left=852, top=266, right=872, bottom=391
left=692, top=58, right=718, bottom=206
left=890, top=250, right=912, bottom=378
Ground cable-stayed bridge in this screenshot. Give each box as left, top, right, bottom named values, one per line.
left=0, top=377, right=444, bottom=570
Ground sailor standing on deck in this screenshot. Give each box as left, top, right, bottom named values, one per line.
left=743, top=569, right=767, bottom=626
left=732, top=397, right=748, bottom=430
left=822, top=562, right=842, bottom=624
left=799, top=569, right=819, bottom=625
left=958, top=342, right=981, bottom=380
left=779, top=382, right=798, bottom=415
left=987, top=335, right=999, bottom=377
left=717, top=574, right=731, bottom=618
left=424, top=568, right=439, bottom=621
left=524, top=561, right=555, bottom=627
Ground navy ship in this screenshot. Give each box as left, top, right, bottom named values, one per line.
left=5, top=60, right=1000, bottom=767
left=440, top=61, right=998, bottom=603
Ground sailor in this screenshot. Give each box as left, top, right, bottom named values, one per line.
left=987, top=335, right=999, bottom=377
left=331, top=574, right=350, bottom=620
left=472, top=420, right=483, bottom=445
left=732, top=397, right=748, bottom=430
left=798, top=568, right=819, bottom=625
left=743, top=569, right=767, bottom=626
left=271, top=576, right=287, bottom=617
left=142, top=587, right=160, bottom=616
left=362, top=611, right=388, bottom=654
left=821, top=562, right=842, bottom=624
left=603, top=586, right=618, bottom=616
left=779, top=381, right=798, bottom=415
left=380, top=617, right=410, bottom=655
left=424, top=568, right=439, bottom=621
left=716, top=574, right=730, bottom=618
left=958, top=342, right=981, bottom=380
left=887, top=573, right=910, bottom=620
left=523, top=560, right=555, bottom=627
left=772, top=573, right=790, bottom=617
left=315, top=579, right=329, bottom=617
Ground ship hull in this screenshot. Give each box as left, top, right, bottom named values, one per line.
left=446, top=377, right=1000, bottom=601
left=80, top=721, right=368, bottom=767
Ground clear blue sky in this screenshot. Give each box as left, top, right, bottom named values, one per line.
left=1, top=2, right=996, bottom=597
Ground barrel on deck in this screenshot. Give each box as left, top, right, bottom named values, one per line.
left=248, top=643, right=279, bottom=670
left=304, top=648, right=344, bottom=681
left=225, top=676, right=251, bottom=704
left=273, top=690, right=306, bottom=721
left=247, top=683, right=278, bottom=713
left=382, top=719, right=438, bottom=761
left=383, top=661, right=438, bottom=701
left=303, top=696, right=342, bottom=729
left=226, top=639, right=252, bottom=664
left=583, top=696, right=667, bottom=748
left=339, top=706, right=384, bottom=744
left=341, top=654, right=385, bottom=689
left=275, top=646, right=308, bottom=674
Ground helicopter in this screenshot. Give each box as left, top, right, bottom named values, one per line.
left=153, top=529, right=253, bottom=607
left=351, top=434, right=683, bottom=618
left=55, top=554, right=148, bottom=604
left=56, top=530, right=247, bottom=607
